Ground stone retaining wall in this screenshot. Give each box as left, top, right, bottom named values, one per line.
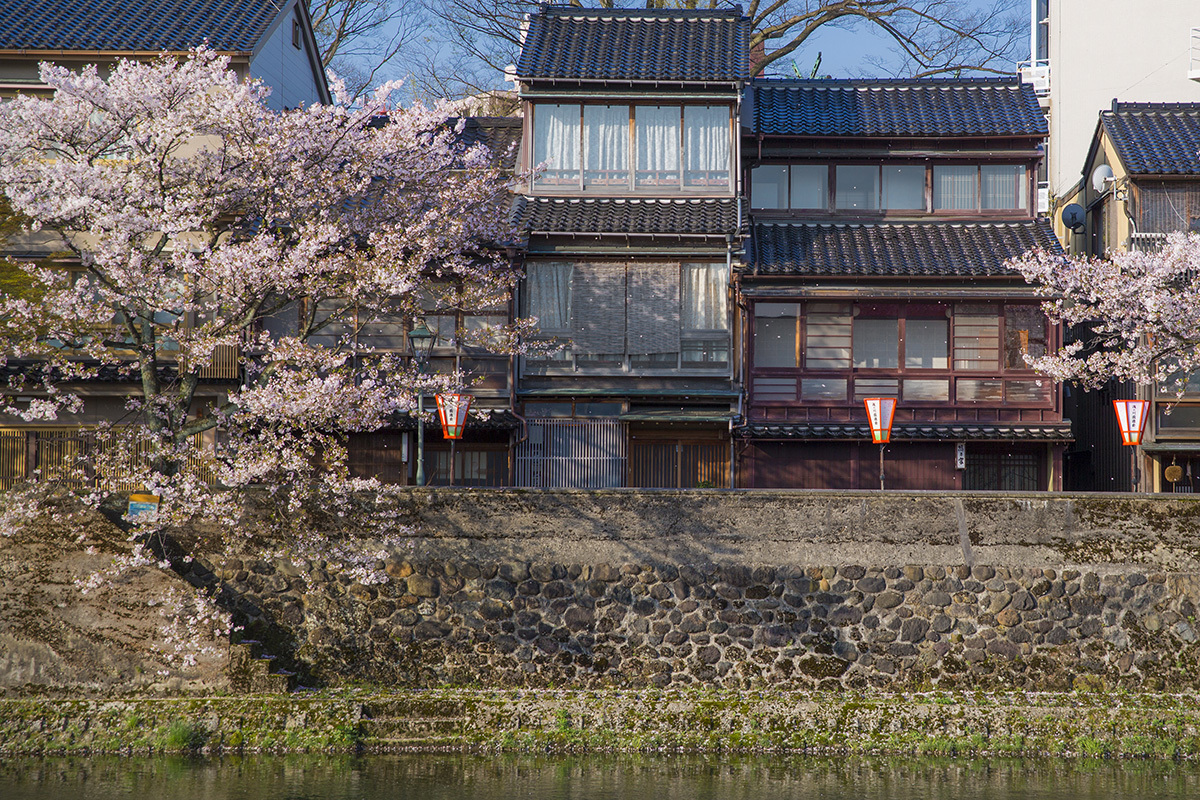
left=210, top=490, right=1200, bottom=691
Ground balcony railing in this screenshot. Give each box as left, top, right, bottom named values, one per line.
left=1018, top=59, right=1051, bottom=98
left=1130, top=232, right=1168, bottom=253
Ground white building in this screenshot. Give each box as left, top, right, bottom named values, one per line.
left=1023, top=0, right=1200, bottom=209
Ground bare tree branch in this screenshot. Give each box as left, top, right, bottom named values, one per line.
left=416, top=0, right=1024, bottom=96
left=307, top=0, right=427, bottom=99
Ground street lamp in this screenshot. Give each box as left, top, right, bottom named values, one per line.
left=436, top=392, right=472, bottom=487
left=407, top=319, right=435, bottom=486
left=864, top=397, right=898, bottom=490
left=1113, top=398, right=1150, bottom=489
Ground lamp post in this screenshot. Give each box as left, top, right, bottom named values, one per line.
left=1113, top=398, right=1150, bottom=489
left=436, top=392, right=472, bottom=487
left=864, top=397, right=898, bottom=490
left=407, top=319, right=435, bottom=486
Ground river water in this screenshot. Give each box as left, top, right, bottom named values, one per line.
left=3, top=754, right=1200, bottom=799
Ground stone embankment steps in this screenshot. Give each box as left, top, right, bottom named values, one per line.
left=358, top=696, right=472, bottom=748
left=227, top=639, right=296, bottom=693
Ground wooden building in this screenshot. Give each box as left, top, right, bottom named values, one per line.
left=736, top=79, right=1071, bottom=489
left=508, top=6, right=749, bottom=487
left=1065, top=102, right=1200, bottom=492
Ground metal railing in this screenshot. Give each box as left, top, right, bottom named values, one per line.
left=1129, top=232, right=1168, bottom=253
left=1017, top=59, right=1051, bottom=97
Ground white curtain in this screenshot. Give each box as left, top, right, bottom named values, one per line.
left=526, top=262, right=572, bottom=332
left=684, top=106, right=729, bottom=188
left=934, top=166, right=977, bottom=210
left=982, top=165, right=1025, bottom=210
left=533, top=104, right=580, bottom=186
left=636, top=106, right=680, bottom=186
left=682, top=263, right=728, bottom=330
left=584, top=105, right=629, bottom=186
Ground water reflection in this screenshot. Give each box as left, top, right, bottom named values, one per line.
left=2, top=754, right=1199, bottom=800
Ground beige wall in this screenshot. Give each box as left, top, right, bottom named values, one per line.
left=1048, top=0, right=1200, bottom=199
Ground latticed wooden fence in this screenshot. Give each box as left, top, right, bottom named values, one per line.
left=0, top=428, right=213, bottom=491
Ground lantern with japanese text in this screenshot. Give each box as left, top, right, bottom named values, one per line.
left=1112, top=399, right=1149, bottom=446
left=435, top=393, right=472, bottom=439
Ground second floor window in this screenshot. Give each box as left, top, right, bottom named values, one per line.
left=750, top=163, right=1029, bottom=213
left=532, top=103, right=732, bottom=193
left=523, top=261, right=730, bottom=373
left=752, top=301, right=1051, bottom=406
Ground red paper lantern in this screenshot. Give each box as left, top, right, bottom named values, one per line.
left=1112, top=399, right=1150, bottom=446
left=863, top=397, right=898, bottom=444
left=435, top=393, right=472, bottom=440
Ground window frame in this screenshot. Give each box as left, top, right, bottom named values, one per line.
left=520, top=260, right=732, bottom=377
left=747, top=161, right=1032, bottom=216
left=749, top=300, right=1054, bottom=408
left=529, top=102, right=734, bottom=196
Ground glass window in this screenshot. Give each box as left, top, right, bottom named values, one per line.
left=755, top=376, right=797, bottom=401
left=855, top=378, right=899, bottom=398
left=1004, top=305, right=1048, bottom=369
left=790, top=165, right=828, bottom=209
left=684, top=106, right=730, bottom=189
left=1006, top=379, right=1051, bottom=403
left=804, top=302, right=852, bottom=369
left=905, top=318, right=948, bottom=369
left=682, top=339, right=729, bottom=369
left=802, top=378, right=847, bottom=400
left=1158, top=404, right=1200, bottom=430
left=853, top=318, right=899, bottom=368
left=882, top=165, right=925, bottom=210
left=904, top=379, right=950, bottom=401
left=957, top=378, right=1003, bottom=402
left=836, top=165, right=879, bottom=210
left=751, top=165, right=788, bottom=209
left=635, top=106, right=680, bottom=188
left=754, top=303, right=799, bottom=368
left=934, top=166, right=978, bottom=210
left=982, top=165, right=1027, bottom=210
left=533, top=104, right=580, bottom=187
left=583, top=105, right=629, bottom=187
left=524, top=263, right=572, bottom=333
left=682, top=263, right=728, bottom=330
left=953, top=304, right=1000, bottom=370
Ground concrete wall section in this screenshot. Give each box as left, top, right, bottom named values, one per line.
left=1048, top=0, right=1200, bottom=197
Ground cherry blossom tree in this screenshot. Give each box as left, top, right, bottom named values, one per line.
left=0, top=49, right=528, bottom=533
left=1009, top=232, right=1200, bottom=394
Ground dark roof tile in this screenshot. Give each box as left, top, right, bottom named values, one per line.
left=1102, top=102, right=1200, bottom=175
left=516, top=5, right=750, bottom=83
left=452, top=117, right=522, bottom=171
left=751, top=78, right=1047, bottom=137
left=514, top=196, right=739, bottom=236
left=0, top=0, right=282, bottom=52
left=743, top=422, right=1072, bottom=442
left=745, top=220, right=1061, bottom=276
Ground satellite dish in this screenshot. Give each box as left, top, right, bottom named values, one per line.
left=1091, top=164, right=1115, bottom=193
left=1061, top=203, right=1085, bottom=231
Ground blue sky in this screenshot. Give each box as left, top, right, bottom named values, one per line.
left=757, top=0, right=1031, bottom=79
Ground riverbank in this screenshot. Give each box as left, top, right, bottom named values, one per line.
left=3, top=688, right=1200, bottom=759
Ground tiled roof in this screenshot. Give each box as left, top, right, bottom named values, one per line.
left=514, top=197, right=739, bottom=236
left=0, top=0, right=282, bottom=52
left=1101, top=102, right=1200, bottom=175
left=516, top=5, right=750, bottom=83
left=744, top=220, right=1061, bottom=276
left=751, top=78, right=1047, bottom=137
left=743, top=422, right=1073, bottom=442
left=452, top=117, right=522, bottom=171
